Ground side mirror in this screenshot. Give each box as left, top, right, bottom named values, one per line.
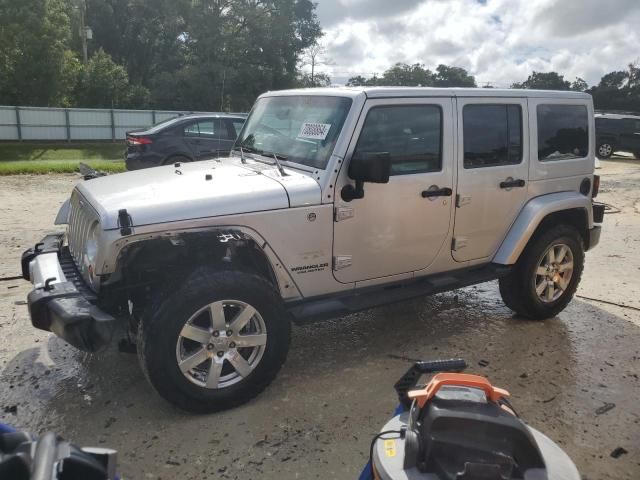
left=342, top=151, right=391, bottom=202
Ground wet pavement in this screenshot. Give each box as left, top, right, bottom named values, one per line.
left=1, top=159, right=639, bottom=479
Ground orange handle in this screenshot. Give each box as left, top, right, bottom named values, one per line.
left=407, top=373, right=510, bottom=408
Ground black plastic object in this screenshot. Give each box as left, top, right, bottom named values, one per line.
left=593, top=202, right=605, bottom=223
left=405, top=386, right=547, bottom=479
left=579, top=177, right=591, bottom=196
left=342, top=151, right=391, bottom=202
left=348, top=151, right=391, bottom=184
left=499, top=179, right=526, bottom=189
left=394, top=358, right=467, bottom=409
left=0, top=429, right=116, bottom=480
left=421, top=187, right=453, bottom=198
left=78, top=162, right=107, bottom=180
left=117, top=209, right=132, bottom=236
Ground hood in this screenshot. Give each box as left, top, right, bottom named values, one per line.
left=76, top=160, right=321, bottom=230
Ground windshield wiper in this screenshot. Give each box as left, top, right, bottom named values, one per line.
left=267, top=151, right=287, bottom=177
left=233, top=144, right=257, bottom=164
left=233, top=145, right=288, bottom=176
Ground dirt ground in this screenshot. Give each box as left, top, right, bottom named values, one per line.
left=1, top=160, right=639, bottom=480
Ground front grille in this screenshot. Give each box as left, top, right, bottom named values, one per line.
left=60, top=247, right=97, bottom=301
left=67, top=190, right=99, bottom=283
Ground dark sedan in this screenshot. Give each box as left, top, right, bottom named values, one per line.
left=125, top=113, right=247, bottom=170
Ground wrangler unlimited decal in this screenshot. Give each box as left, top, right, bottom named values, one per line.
left=290, top=262, right=329, bottom=274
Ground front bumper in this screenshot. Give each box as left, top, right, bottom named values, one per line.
left=125, top=152, right=162, bottom=170
left=22, top=234, right=117, bottom=352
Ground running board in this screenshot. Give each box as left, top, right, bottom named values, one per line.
left=287, top=263, right=511, bottom=324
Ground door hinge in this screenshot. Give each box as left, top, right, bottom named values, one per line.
left=456, top=194, right=471, bottom=208
left=452, top=237, right=468, bottom=251
left=333, top=255, right=353, bottom=270
left=334, top=206, right=355, bottom=222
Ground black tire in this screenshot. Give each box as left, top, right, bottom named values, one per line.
left=499, top=225, right=584, bottom=320
left=137, top=268, right=291, bottom=413
left=597, top=143, right=613, bottom=159
left=162, top=154, right=191, bottom=166
left=634, top=152, right=640, bottom=160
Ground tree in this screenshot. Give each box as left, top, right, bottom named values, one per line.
left=512, top=71, right=571, bottom=90
left=0, top=0, right=76, bottom=106
left=296, top=72, right=331, bottom=88
left=570, top=77, right=588, bottom=92
left=74, top=49, right=149, bottom=108
left=434, top=64, right=476, bottom=87
left=84, top=0, right=190, bottom=85
left=346, top=75, right=369, bottom=87
left=346, top=63, right=476, bottom=88
left=151, top=0, right=323, bottom=111
left=1, top=0, right=323, bottom=110
left=589, top=63, right=640, bottom=113
left=376, top=63, right=435, bottom=86
left=300, top=41, right=332, bottom=85
left=597, top=70, right=628, bottom=89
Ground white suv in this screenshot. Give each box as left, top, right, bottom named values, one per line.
left=22, top=87, right=604, bottom=412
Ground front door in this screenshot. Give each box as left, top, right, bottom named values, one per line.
left=452, top=98, right=529, bottom=262
left=620, top=118, right=640, bottom=154
left=333, top=98, right=455, bottom=284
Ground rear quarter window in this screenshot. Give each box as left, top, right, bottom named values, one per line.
left=537, top=105, right=589, bottom=161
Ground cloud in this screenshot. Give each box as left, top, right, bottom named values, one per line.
left=316, top=0, right=425, bottom=27
left=312, top=0, right=640, bottom=87
left=534, top=0, right=640, bottom=36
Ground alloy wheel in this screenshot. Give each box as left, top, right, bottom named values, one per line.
left=534, top=243, right=574, bottom=303
left=175, top=300, right=267, bottom=389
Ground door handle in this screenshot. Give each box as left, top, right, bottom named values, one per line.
left=421, top=187, right=452, bottom=198
left=499, top=179, right=525, bottom=189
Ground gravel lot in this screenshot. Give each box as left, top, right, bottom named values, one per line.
left=1, top=160, right=639, bottom=479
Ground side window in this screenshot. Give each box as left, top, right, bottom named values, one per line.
left=463, top=104, right=522, bottom=168
left=537, top=105, right=588, bottom=161
left=623, top=118, right=640, bottom=132
left=184, top=122, right=199, bottom=136
left=214, top=118, right=232, bottom=140
left=198, top=120, right=216, bottom=138
left=231, top=119, right=245, bottom=137
left=354, top=105, right=442, bottom=175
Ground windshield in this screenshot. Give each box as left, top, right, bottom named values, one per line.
left=235, top=96, right=352, bottom=169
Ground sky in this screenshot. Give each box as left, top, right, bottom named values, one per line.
left=312, top=0, right=640, bottom=87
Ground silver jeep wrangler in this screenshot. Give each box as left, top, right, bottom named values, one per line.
left=22, top=87, right=604, bottom=412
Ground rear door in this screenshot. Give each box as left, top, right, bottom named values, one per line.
left=183, top=121, right=206, bottom=159
left=452, top=98, right=529, bottom=262
left=196, top=120, right=221, bottom=159
left=216, top=118, right=238, bottom=156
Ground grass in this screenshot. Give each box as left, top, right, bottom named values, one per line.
left=0, top=160, right=126, bottom=175
left=0, top=142, right=124, bottom=162
left=0, top=142, right=126, bottom=175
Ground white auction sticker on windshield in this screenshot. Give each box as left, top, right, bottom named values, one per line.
left=298, top=122, right=331, bottom=140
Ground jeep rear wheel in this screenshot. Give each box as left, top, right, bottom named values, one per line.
left=138, top=269, right=291, bottom=413
left=597, top=143, right=613, bottom=159
left=499, top=225, right=584, bottom=320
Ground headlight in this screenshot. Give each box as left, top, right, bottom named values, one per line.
left=84, top=221, right=100, bottom=285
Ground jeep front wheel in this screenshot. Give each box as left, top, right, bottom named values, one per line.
left=499, top=225, right=584, bottom=320
left=138, top=269, right=291, bottom=413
